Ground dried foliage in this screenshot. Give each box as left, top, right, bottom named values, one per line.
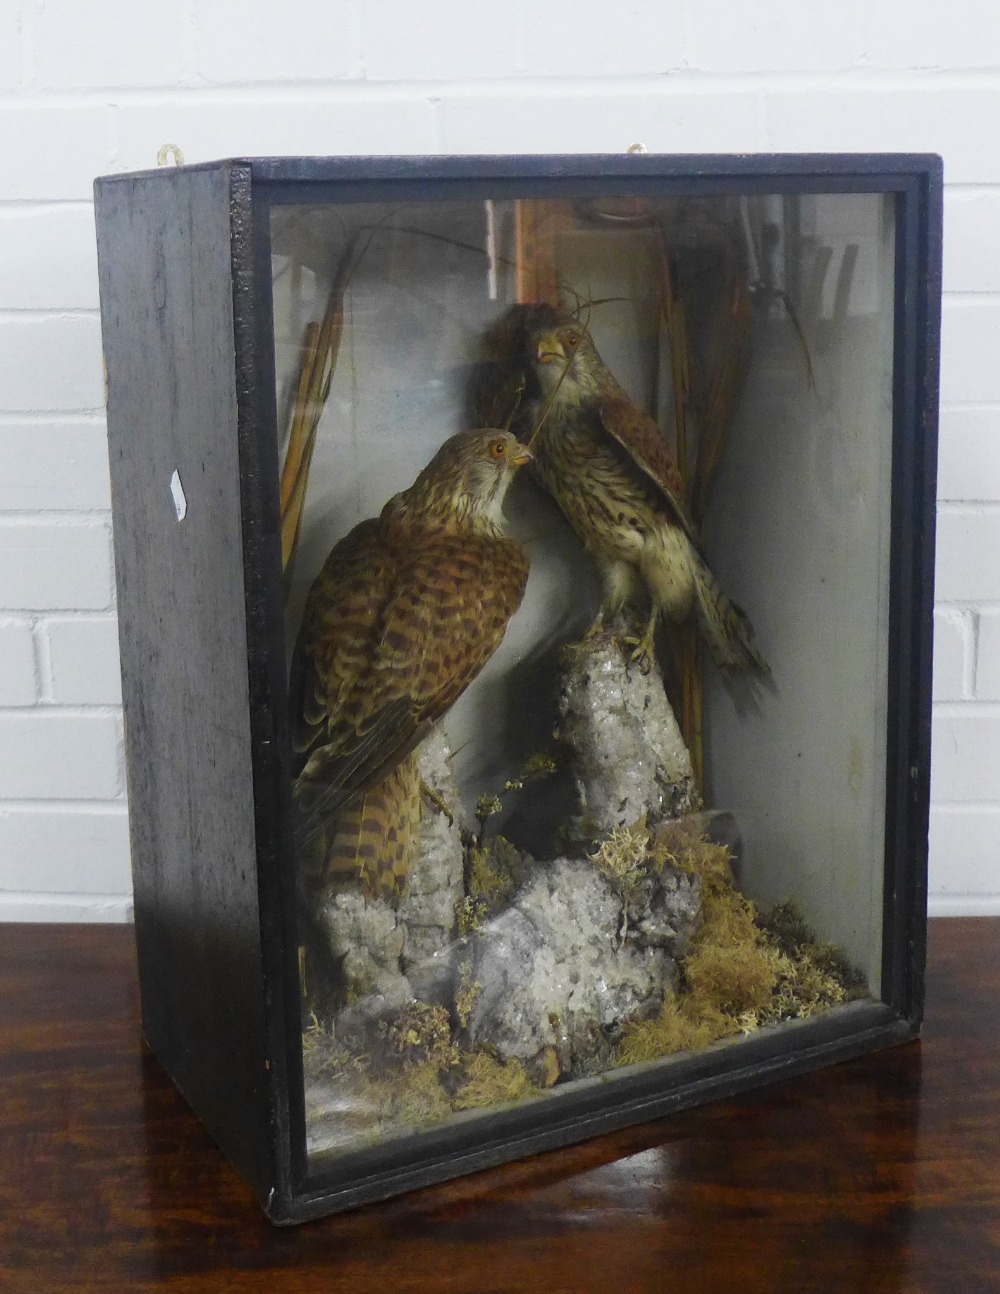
left=588, top=820, right=659, bottom=944
left=375, top=1002, right=454, bottom=1070
left=617, top=832, right=870, bottom=1067
left=305, top=828, right=868, bottom=1146
left=464, top=835, right=532, bottom=922
left=279, top=237, right=359, bottom=591
left=303, top=1011, right=538, bottom=1144
left=471, top=753, right=558, bottom=848
left=452, top=1053, right=533, bottom=1111
left=617, top=996, right=740, bottom=1066
left=588, top=822, right=651, bottom=900
left=454, top=961, right=482, bottom=1031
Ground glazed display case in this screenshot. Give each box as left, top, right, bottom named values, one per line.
left=94, top=153, right=941, bottom=1223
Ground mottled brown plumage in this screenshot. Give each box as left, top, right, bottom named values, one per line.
left=289, top=429, right=532, bottom=897
left=472, top=303, right=768, bottom=678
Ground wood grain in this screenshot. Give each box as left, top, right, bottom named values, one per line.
left=95, top=167, right=276, bottom=1203
left=0, top=919, right=997, bottom=1293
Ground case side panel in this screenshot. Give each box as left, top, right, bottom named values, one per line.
left=94, top=166, right=274, bottom=1203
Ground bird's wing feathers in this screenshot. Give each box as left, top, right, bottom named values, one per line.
left=287, top=516, right=384, bottom=774
left=376, top=531, right=528, bottom=718
left=596, top=396, right=703, bottom=552
left=292, top=701, right=432, bottom=847
left=290, top=520, right=528, bottom=847
left=288, top=516, right=424, bottom=843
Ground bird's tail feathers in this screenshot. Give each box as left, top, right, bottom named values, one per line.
left=691, top=554, right=771, bottom=680
left=314, top=755, right=421, bottom=901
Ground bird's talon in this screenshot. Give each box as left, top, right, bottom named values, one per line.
left=631, top=652, right=654, bottom=676
left=420, top=779, right=455, bottom=826
left=622, top=635, right=655, bottom=675
left=581, top=614, right=606, bottom=644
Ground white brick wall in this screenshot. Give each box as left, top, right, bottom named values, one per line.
left=0, top=0, right=997, bottom=920
left=0, top=622, right=38, bottom=707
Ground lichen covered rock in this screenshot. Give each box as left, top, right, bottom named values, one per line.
left=305, top=638, right=717, bottom=1113
left=556, top=629, right=699, bottom=846
left=463, top=854, right=698, bottom=1082
left=317, top=890, right=406, bottom=1005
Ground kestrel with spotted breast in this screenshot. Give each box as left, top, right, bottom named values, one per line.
left=471, top=303, right=769, bottom=680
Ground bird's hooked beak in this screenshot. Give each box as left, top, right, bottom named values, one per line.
left=536, top=332, right=566, bottom=366
left=511, top=443, right=533, bottom=467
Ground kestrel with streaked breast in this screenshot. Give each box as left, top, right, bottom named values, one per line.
left=289, top=428, right=532, bottom=899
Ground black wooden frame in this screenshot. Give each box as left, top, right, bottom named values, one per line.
left=95, top=153, right=941, bottom=1225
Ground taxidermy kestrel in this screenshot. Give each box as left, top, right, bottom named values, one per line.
left=472, top=303, right=769, bottom=679
left=288, top=428, right=532, bottom=899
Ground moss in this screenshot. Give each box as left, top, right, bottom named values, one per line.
left=301, top=1015, right=354, bottom=1081
left=588, top=820, right=660, bottom=943
left=617, top=995, right=740, bottom=1066
left=306, top=827, right=872, bottom=1133
left=650, top=819, right=734, bottom=889
left=338, top=1002, right=460, bottom=1133
left=761, top=941, right=867, bottom=1024
left=472, top=754, right=558, bottom=846
left=468, top=844, right=515, bottom=912
left=812, top=945, right=869, bottom=998
left=320, top=1060, right=453, bottom=1137
left=588, top=821, right=650, bottom=898
left=391, top=1059, right=456, bottom=1127
left=455, top=894, right=487, bottom=935
left=455, top=961, right=482, bottom=1030
left=615, top=832, right=872, bottom=1071
left=756, top=900, right=870, bottom=1018
left=453, top=1052, right=534, bottom=1111
left=475, top=794, right=504, bottom=827
left=504, top=752, right=559, bottom=792
left=618, top=859, right=774, bottom=1067
left=684, top=937, right=780, bottom=1015
left=306, top=1038, right=534, bottom=1139
left=758, top=899, right=815, bottom=956
left=375, top=1001, right=455, bottom=1070
left=466, top=835, right=530, bottom=917
left=525, top=751, right=560, bottom=778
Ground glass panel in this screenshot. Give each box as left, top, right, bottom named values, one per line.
left=270, top=190, right=895, bottom=1166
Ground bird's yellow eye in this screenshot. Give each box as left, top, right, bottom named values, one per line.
left=489, top=438, right=506, bottom=459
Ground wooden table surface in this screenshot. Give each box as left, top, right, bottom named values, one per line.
left=0, top=918, right=998, bottom=1293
